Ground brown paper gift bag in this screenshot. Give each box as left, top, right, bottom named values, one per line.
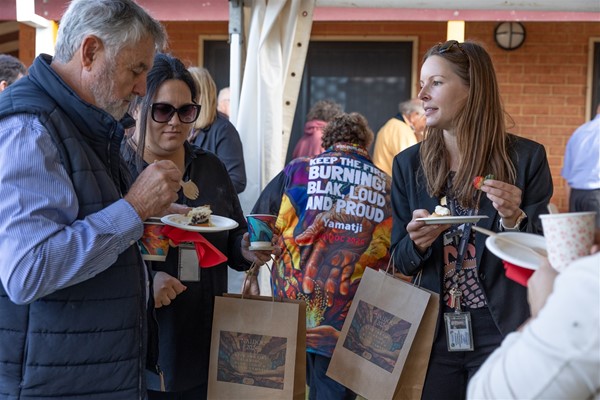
left=393, top=287, right=439, bottom=400
left=326, top=268, right=439, bottom=400
left=207, top=294, right=306, bottom=400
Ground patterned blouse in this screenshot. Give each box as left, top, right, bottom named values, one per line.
left=441, top=182, right=487, bottom=309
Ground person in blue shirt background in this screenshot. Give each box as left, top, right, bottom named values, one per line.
left=562, top=104, right=600, bottom=227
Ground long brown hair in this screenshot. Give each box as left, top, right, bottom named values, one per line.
left=419, top=40, right=516, bottom=208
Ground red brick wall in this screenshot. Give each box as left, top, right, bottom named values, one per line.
left=19, top=20, right=599, bottom=211
left=468, top=22, right=599, bottom=212
left=18, top=24, right=35, bottom=67
left=164, top=20, right=600, bottom=210
left=162, top=21, right=227, bottom=67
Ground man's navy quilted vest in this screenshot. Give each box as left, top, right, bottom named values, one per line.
left=0, top=54, right=148, bottom=399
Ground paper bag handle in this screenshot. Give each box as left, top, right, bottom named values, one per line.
left=241, top=257, right=275, bottom=301
left=384, top=245, right=397, bottom=276
left=384, top=245, right=425, bottom=289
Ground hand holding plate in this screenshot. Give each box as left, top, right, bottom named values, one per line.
left=408, top=209, right=451, bottom=253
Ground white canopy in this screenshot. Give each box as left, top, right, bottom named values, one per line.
left=233, top=0, right=316, bottom=213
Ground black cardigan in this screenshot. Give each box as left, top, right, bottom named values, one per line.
left=190, top=112, right=247, bottom=194
left=122, top=141, right=251, bottom=392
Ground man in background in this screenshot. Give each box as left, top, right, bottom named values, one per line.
left=217, top=86, right=230, bottom=118
left=372, top=98, right=425, bottom=176
left=0, top=53, right=26, bottom=92
left=561, top=104, right=600, bottom=227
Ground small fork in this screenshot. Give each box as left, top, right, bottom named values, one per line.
left=180, top=179, right=199, bottom=200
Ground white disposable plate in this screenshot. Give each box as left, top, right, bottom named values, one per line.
left=416, top=215, right=489, bottom=225
left=485, top=232, right=547, bottom=270
left=161, top=214, right=239, bottom=232
left=249, top=244, right=276, bottom=251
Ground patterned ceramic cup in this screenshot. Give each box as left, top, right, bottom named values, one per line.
left=246, top=214, right=277, bottom=250
left=540, top=211, right=596, bottom=272
left=139, top=217, right=170, bottom=261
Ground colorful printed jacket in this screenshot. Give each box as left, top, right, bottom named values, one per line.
left=252, top=143, right=392, bottom=357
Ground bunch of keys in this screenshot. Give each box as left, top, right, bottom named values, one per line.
left=449, top=286, right=462, bottom=311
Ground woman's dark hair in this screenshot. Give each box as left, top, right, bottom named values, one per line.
left=131, top=53, right=198, bottom=172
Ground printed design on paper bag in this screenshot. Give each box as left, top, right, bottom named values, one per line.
left=342, top=300, right=411, bottom=372
left=217, top=331, right=287, bottom=389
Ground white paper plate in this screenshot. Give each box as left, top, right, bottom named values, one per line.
left=485, top=232, right=547, bottom=270
left=249, top=244, right=276, bottom=251
left=416, top=215, right=489, bottom=225
left=161, top=214, right=239, bottom=232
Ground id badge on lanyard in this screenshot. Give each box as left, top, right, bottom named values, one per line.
left=444, top=310, right=474, bottom=351
left=178, top=242, right=201, bottom=282
left=443, top=221, right=475, bottom=352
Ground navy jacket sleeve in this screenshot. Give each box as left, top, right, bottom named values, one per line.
left=507, top=135, right=553, bottom=235
left=390, top=144, right=434, bottom=277
left=215, top=117, right=246, bottom=194
left=251, top=169, right=289, bottom=215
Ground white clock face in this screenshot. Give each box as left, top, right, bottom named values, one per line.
left=495, top=22, right=526, bottom=51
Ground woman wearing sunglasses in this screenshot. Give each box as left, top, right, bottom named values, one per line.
left=390, top=40, right=552, bottom=399
left=121, top=53, right=275, bottom=399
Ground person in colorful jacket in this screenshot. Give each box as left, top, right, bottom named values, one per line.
left=252, top=112, right=392, bottom=400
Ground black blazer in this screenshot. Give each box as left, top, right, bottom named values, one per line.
left=190, top=112, right=247, bottom=193
left=390, top=134, right=553, bottom=336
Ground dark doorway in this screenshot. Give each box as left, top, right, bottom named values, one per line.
left=203, top=40, right=231, bottom=93
left=289, top=41, right=414, bottom=162
left=203, top=39, right=415, bottom=162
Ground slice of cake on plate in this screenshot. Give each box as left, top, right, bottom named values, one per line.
left=187, top=205, right=212, bottom=225
left=431, top=205, right=451, bottom=217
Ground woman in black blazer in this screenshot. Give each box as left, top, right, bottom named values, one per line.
left=390, top=40, right=552, bottom=400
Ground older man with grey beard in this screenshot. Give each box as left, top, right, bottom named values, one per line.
left=0, top=1, right=180, bottom=398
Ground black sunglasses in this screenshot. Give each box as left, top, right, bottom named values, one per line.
left=438, top=40, right=468, bottom=58
left=151, top=102, right=201, bottom=124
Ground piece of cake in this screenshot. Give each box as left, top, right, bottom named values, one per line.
left=431, top=205, right=451, bottom=217
left=187, top=205, right=212, bottom=225
left=473, top=174, right=495, bottom=190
